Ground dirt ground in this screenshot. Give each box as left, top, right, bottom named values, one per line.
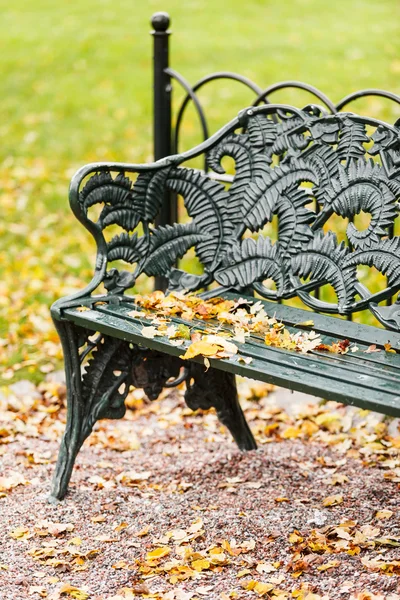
left=1, top=377, right=400, bottom=600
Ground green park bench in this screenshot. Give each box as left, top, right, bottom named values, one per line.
left=49, top=102, right=400, bottom=501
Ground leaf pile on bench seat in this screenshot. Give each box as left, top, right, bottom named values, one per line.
left=128, top=290, right=355, bottom=362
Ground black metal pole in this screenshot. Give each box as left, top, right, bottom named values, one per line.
left=151, top=12, right=175, bottom=290
left=151, top=12, right=175, bottom=222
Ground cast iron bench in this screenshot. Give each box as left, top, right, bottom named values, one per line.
left=50, top=102, right=400, bottom=501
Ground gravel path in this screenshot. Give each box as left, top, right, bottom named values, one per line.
left=1, top=379, right=400, bottom=600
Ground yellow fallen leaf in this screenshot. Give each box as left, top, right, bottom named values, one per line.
left=236, top=568, right=252, bottom=577
left=69, top=537, right=82, bottom=546
left=328, top=474, right=349, bottom=485
left=173, top=323, right=191, bottom=340
left=29, top=586, right=47, bottom=597
left=9, top=526, right=30, bottom=540
left=180, top=341, right=220, bottom=360
left=191, top=559, right=211, bottom=571
left=122, top=584, right=150, bottom=595
left=134, top=525, right=150, bottom=537
left=112, top=561, right=129, bottom=569
left=282, top=426, right=302, bottom=439
left=189, top=518, right=204, bottom=533
left=245, top=580, right=257, bottom=591
left=0, top=471, right=28, bottom=491
left=90, top=515, right=106, bottom=523
left=202, top=335, right=238, bottom=355
left=323, top=494, right=343, bottom=507
left=114, top=522, right=129, bottom=532
left=376, top=509, right=393, bottom=520
left=237, top=355, right=253, bottom=364
left=317, top=560, right=340, bottom=571
left=315, top=412, right=341, bottom=426
left=256, top=562, right=276, bottom=573
left=384, top=343, right=396, bottom=353
left=255, top=581, right=274, bottom=596
left=294, top=320, right=315, bottom=327
left=146, top=546, right=170, bottom=560
left=116, top=470, right=151, bottom=485
left=245, top=581, right=274, bottom=596
left=59, top=584, right=90, bottom=599
left=289, top=531, right=303, bottom=544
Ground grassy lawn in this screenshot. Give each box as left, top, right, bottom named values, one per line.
left=1, top=0, right=400, bottom=382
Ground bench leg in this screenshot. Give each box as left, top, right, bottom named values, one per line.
left=185, top=364, right=257, bottom=451
left=49, top=321, right=133, bottom=502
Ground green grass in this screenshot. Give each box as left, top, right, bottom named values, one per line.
left=1, top=0, right=400, bottom=381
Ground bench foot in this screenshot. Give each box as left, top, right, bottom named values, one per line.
left=185, top=364, right=257, bottom=451
left=51, top=319, right=256, bottom=499
left=50, top=321, right=135, bottom=500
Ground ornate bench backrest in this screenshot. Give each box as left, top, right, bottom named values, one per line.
left=72, top=104, right=400, bottom=327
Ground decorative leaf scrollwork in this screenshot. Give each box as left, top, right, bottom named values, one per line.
left=302, top=144, right=340, bottom=204
left=370, top=121, right=400, bottom=179
left=337, top=117, right=370, bottom=164
left=241, top=158, right=319, bottom=233
left=207, top=133, right=269, bottom=225
left=74, top=105, right=400, bottom=321
left=80, top=172, right=137, bottom=231
left=271, top=115, right=310, bottom=156
left=214, top=236, right=284, bottom=294
left=81, top=336, right=134, bottom=434
left=166, top=168, right=233, bottom=270
left=313, top=159, right=400, bottom=249
left=247, top=114, right=277, bottom=152
left=343, top=237, right=400, bottom=288
left=291, top=231, right=357, bottom=311
left=131, top=168, right=172, bottom=222
left=275, top=185, right=315, bottom=256
left=107, top=232, right=147, bottom=264
left=142, top=222, right=209, bottom=277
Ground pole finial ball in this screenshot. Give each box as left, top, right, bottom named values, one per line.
left=151, top=12, right=170, bottom=32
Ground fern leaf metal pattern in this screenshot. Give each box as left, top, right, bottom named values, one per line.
left=107, top=232, right=146, bottom=264
left=291, top=231, right=357, bottom=311
left=313, top=159, right=400, bottom=248
left=143, top=222, right=208, bottom=277
left=75, top=106, right=400, bottom=322
left=215, top=237, right=284, bottom=293
left=207, top=134, right=269, bottom=224
left=247, top=114, right=277, bottom=151
left=131, top=168, right=171, bottom=222
left=337, top=117, right=370, bottom=163
left=241, top=159, right=319, bottom=233
left=276, top=186, right=315, bottom=254
left=343, top=237, right=400, bottom=287
left=80, top=172, right=135, bottom=229
left=166, top=168, right=233, bottom=269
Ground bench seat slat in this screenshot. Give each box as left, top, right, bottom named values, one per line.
left=222, top=293, right=400, bottom=349
left=111, top=296, right=400, bottom=370
left=106, top=300, right=400, bottom=378
left=62, top=303, right=400, bottom=417
left=95, top=302, right=400, bottom=393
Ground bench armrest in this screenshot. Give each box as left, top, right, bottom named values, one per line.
left=52, top=159, right=173, bottom=318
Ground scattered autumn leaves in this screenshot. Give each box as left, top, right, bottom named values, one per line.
left=3, top=285, right=400, bottom=600
left=124, top=291, right=397, bottom=366
left=2, top=376, right=400, bottom=598
left=0, top=158, right=96, bottom=383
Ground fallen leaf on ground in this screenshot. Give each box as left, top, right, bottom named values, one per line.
left=322, top=494, right=343, bottom=507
